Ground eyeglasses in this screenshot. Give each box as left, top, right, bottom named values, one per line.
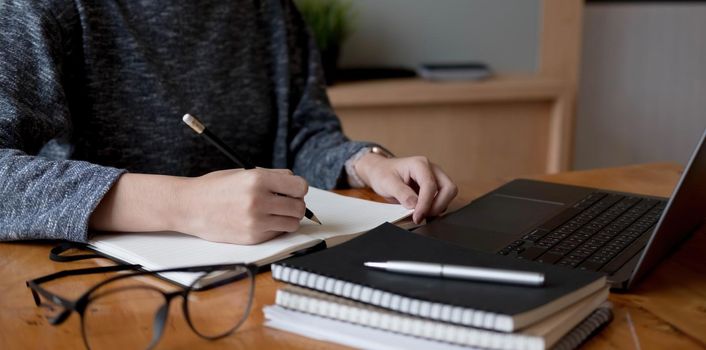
left=26, top=245, right=258, bottom=350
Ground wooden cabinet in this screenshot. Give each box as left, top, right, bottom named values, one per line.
left=329, top=0, right=582, bottom=184
left=330, top=76, right=568, bottom=184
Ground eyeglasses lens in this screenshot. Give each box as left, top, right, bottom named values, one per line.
left=81, top=281, right=167, bottom=350
left=185, top=266, right=254, bottom=338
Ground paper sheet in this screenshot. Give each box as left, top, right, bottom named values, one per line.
left=89, top=188, right=411, bottom=286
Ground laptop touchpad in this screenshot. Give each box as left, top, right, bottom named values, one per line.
left=444, top=194, right=563, bottom=234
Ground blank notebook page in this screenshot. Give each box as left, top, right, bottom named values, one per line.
left=89, top=187, right=411, bottom=286
left=298, top=188, right=412, bottom=242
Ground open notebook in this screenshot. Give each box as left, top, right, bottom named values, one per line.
left=88, top=188, right=411, bottom=287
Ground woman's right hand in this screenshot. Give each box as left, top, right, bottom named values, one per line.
left=177, top=168, right=309, bottom=245
left=89, top=168, right=308, bottom=245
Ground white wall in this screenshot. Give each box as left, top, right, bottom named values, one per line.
left=575, top=3, right=706, bottom=169
left=339, top=0, right=540, bottom=73
left=336, top=1, right=706, bottom=169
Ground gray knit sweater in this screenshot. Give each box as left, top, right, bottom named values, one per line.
left=0, top=0, right=371, bottom=242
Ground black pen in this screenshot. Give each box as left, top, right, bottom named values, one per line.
left=182, top=113, right=322, bottom=225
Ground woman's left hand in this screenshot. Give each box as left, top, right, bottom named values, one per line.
left=354, top=153, right=458, bottom=224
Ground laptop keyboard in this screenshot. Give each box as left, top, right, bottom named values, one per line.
left=498, top=192, right=667, bottom=273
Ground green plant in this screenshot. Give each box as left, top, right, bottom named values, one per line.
left=295, top=0, right=354, bottom=52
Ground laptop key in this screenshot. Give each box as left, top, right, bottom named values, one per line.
left=601, top=234, right=651, bottom=274
left=594, top=194, right=623, bottom=209
left=554, top=241, right=578, bottom=251
left=579, top=252, right=614, bottom=270
left=573, top=192, right=606, bottom=209
left=522, top=229, right=549, bottom=242
left=578, top=259, right=605, bottom=271
left=498, top=239, right=527, bottom=256
left=557, top=258, right=582, bottom=268
left=536, top=237, right=560, bottom=249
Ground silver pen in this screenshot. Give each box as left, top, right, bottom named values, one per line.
left=363, top=261, right=545, bottom=287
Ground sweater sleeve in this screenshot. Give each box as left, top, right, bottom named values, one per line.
left=278, top=1, right=377, bottom=190
left=0, top=1, right=125, bottom=242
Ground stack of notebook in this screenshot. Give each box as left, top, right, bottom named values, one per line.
left=265, top=223, right=613, bottom=350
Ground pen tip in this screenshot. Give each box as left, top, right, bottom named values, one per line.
left=310, top=214, right=322, bottom=225
left=364, top=262, right=385, bottom=269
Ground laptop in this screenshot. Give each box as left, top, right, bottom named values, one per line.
left=415, top=129, right=706, bottom=290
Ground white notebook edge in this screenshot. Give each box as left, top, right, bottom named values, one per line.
left=265, top=303, right=614, bottom=350
left=270, top=264, right=607, bottom=332
left=512, top=276, right=608, bottom=329
left=274, top=285, right=541, bottom=350
left=89, top=237, right=317, bottom=287
left=264, top=305, right=478, bottom=350
left=274, top=285, right=610, bottom=350
left=517, top=287, right=609, bottom=347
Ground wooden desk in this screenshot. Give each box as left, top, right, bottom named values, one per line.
left=1, top=163, right=704, bottom=349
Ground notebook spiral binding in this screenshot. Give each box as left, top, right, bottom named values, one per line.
left=272, top=264, right=515, bottom=332
left=550, top=304, right=613, bottom=350
left=275, top=287, right=544, bottom=350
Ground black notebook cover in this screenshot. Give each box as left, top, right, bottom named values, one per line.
left=273, top=222, right=606, bottom=331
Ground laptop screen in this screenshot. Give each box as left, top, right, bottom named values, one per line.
left=629, top=129, right=706, bottom=288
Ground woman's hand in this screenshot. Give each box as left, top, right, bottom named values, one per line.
left=90, top=168, right=309, bottom=245
left=354, top=154, right=458, bottom=224
left=177, top=168, right=309, bottom=244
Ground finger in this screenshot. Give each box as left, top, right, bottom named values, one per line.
left=262, top=172, right=309, bottom=198
left=383, top=177, right=419, bottom=209
left=410, top=160, right=438, bottom=224
left=427, top=164, right=458, bottom=217
left=265, top=215, right=302, bottom=233
left=266, top=195, right=306, bottom=219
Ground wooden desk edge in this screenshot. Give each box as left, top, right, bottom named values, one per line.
left=1, top=162, right=703, bottom=350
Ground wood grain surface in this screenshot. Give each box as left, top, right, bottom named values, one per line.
left=1, top=163, right=704, bottom=349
